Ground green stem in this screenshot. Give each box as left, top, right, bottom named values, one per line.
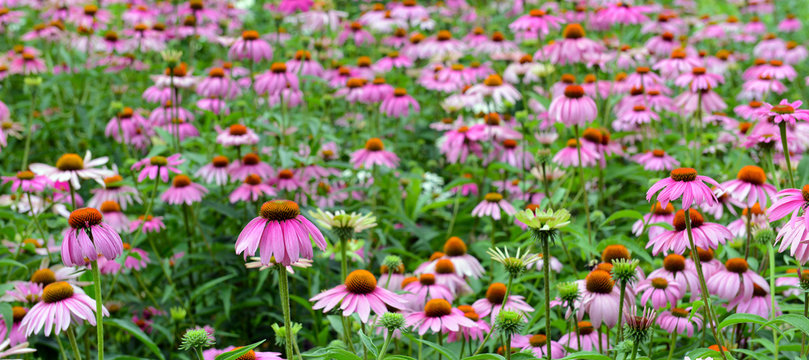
left=91, top=261, right=104, bottom=360
left=744, top=210, right=752, bottom=260
left=684, top=208, right=728, bottom=360
left=665, top=331, right=677, bottom=360
left=543, top=236, right=552, bottom=360
left=437, top=333, right=443, bottom=360
left=194, top=347, right=205, bottom=360
left=779, top=122, right=796, bottom=188
left=629, top=339, right=639, bottom=360
left=417, top=335, right=423, bottom=360
left=446, top=191, right=461, bottom=237
left=768, top=243, right=778, bottom=360
left=67, top=327, right=82, bottom=360
left=277, top=265, right=295, bottom=359
left=574, top=125, right=592, bottom=245
left=377, top=331, right=394, bottom=360
left=340, top=237, right=348, bottom=281
left=617, top=281, right=627, bottom=342
left=21, top=88, right=36, bottom=170
left=27, top=192, right=53, bottom=263
left=56, top=333, right=68, bottom=360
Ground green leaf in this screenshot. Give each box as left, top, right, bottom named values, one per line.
left=767, top=314, right=809, bottom=335
left=558, top=351, right=613, bottom=360
left=357, top=330, right=379, bottom=358
left=0, top=259, right=28, bottom=275
left=191, top=274, right=236, bottom=300
left=406, top=334, right=455, bottom=360
left=717, top=313, right=768, bottom=330
left=0, top=303, right=12, bottom=336
left=384, top=355, right=418, bottom=360
left=600, top=210, right=643, bottom=226
left=326, top=348, right=363, bottom=360
left=103, top=318, right=165, bottom=360
left=215, top=340, right=265, bottom=360
left=462, top=354, right=506, bottom=360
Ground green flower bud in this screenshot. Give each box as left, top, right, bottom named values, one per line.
left=178, top=328, right=214, bottom=351
left=495, top=310, right=523, bottom=336
left=379, top=312, right=406, bottom=331
left=611, top=259, right=639, bottom=284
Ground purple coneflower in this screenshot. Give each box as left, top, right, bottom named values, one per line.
left=229, top=30, right=273, bottom=62
left=310, top=269, right=405, bottom=323
left=472, top=282, right=534, bottom=321
left=161, top=175, right=207, bottom=205
left=647, top=209, right=731, bottom=255
left=350, top=138, right=399, bottom=169
left=403, top=274, right=455, bottom=307
left=62, top=208, right=123, bottom=267
left=406, top=299, right=477, bottom=335
left=579, top=270, right=635, bottom=328
left=706, top=257, right=769, bottom=301
left=632, top=149, right=679, bottom=171
left=131, top=154, right=184, bottom=183
left=646, top=167, right=720, bottom=210
left=471, top=193, right=516, bottom=220
left=230, top=174, right=276, bottom=203
left=21, top=282, right=108, bottom=336
left=236, top=199, right=326, bottom=266
left=636, top=277, right=683, bottom=310
left=512, top=334, right=566, bottom=359
left=195, top=156, right=231, bottom=186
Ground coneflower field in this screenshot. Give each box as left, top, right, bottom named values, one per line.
left=2, top=0, right=809, bottom=359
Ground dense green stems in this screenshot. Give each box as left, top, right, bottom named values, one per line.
left=91, top=261, right=105, bottom=360
left=684, top=208, right=728, bottom=360
left=617, top=281, right=627, bottom=342
left=21, top=87, right=36, bottom=170
left=574, top=125, right=593, bottom=244
left=779, top=122, right=796, bottom=188
left=377, top=331, right=394, bottom=360
left=67, top=327, right=82, bottom=360
left=505, top=334, right=511, bottom=360
left=542, top=235, right=552, bottom=360
left=277, top=265, right=295, bottom=359
left=665, top=331, right=677, bottom=360
left=437, top=333, right=444, bottom=360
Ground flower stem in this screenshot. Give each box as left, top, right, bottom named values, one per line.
left=684, top=208, right=728, bottom=360
left=340, top=236, right=348, bottom=281
left=768, top=243, right=779, bottom=360
left=67, top=327, right=82, bottom=360
left=542, top=235, right=552, bottom=360
left=629, top=338, right=639, bottom=360
left=277, top=265, right=295, bottom=359
left=446, top=190, right=461, bottom=238
left=91, top=261, right=105, bottom=360
left=744, top=210, right=753, bottom=260
left=194, top=347, right=205, bottom=360
left=573, top=125, right=592, bottom=245
left=617, top=280, right=627, bottom=342
left=778, top=122, right=796, bottom=188
left=377, top=331, right=394, bottom=360
left=21, top=87, right=36, bottom=170
left=665, top=331, right=677, bottom=360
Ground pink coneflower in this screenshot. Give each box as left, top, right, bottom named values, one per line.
left=21, top=282, right=108, bottom=336
left=579, top=270, right=634, bottom=328
left=195, top=156, right=231, bottom=186
left=760, top=60, right=796, bottom=81
left=236, top=199, right=326, bottom=266
left=2, top=170, right=49, bottom=193
left=471, top=193, right=516, bottom=220
left=633, top=149, right=680, bottom=171
left=509, top=9, right=563, bottom=38
left=512, top=334, right=565, bottom=359
left=373, top=51, right=412, bottom=73
left=30, top=152, right=112, bottom=189
left=768, top=185, right=809, bottom=263
left=759, top=99, right=809, bottom=126
left=648, top=209, right=731, bottom=255
left=675, top=67, right=724, bottom=92
left=361, top=78, right=395, bottom=104
left=216, top=124, right=258, bottom=147
left=465, top=74, right=521, bottom=112
left=98, top=201, right=129, bottom=233
left=559, top=321, right=607, bottom=352
left=707, top=258, right=769, bottom=300
left=129, top=215, right=165, bottom=234
left=728, top=284, right=779, bottom=319
left=657, top=307, right=702, bottom=337
left=553, top=139, right=600, bottom=168
left=379, top=263, right=406, bottom=291
left=131, top=154, right=184, bottom=183
left=10, top=52, right=46, bottom=74
left=230, top=174, right=276, bottom=203
left=62, top=208, right=123, bottom=267
left=632, top=202, right=676, bottom=239
left=380, top=88, right=419, bottom=118
left=350, top=138, right=399, bottom=169
left=653, top=48, right=701, bottom=79
left=286, top=50, right=323, bottom=77
left=617, top=104, right=659, bottom=128
left=0, top=306, right=27, bottom=346
left=270, top=169, right=306, bottom=192
left=406, top=299, right=477, bottom=335
left=403, top=274, right=455, bottom=307
left=160, top=175, right=207, bottom=206
left=549, top=85, right=597, bottom=127
left=197, top=68, right=240, bottom=99
left=778, top=14, right=802, bottom=32
left=338, top=22, right=375, bottom=46
left=124, top=246, right=150, bottom=271
left=776, top=269, right=807, bottom=297
left=543, top=24, right=604, bottom=65
left=229, top=30, right=272, bottom=62
left=336, top=78, right=367, bottom=103
left=202, top=346, right=282, bottom=360
left=420, top=30, right=467, bottom=59
left=254, top=62, right=298, bottom=95
left=446, top=307, right=489, bottom=343
left=472, top=282, right=534, bottom=321
left=310, top=269, right=405, bottom=323
left=647, top=168, right=720, bottom=210
left=636, top=277, right=683, bottom=309
left=229, top=153, right=274, bottom=180
left=720, top=166, right=776, bottom=207
left=423, top=237, right=485, bottom=279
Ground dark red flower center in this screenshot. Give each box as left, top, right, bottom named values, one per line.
left=259, top=200, right=300, bottom=221
left=586, top=270, right=614, bottom=294
left=69, top=208, right=103, bottom=229
left=670, top=167, right=697, bottom=182
left=345, top=269, right=377, bottom=294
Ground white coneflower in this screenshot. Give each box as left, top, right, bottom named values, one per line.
left=487, top=246, right=539, bottom=277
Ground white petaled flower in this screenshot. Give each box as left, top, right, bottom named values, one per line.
left=0, top=339, right=35, bottom=358
left=29, top=151, right=114, bottom=189
left=244, top=256, right=313, bottom=274
left=515, top=208, right=571, bottom=231
left=487, top=247, right=539, bottom=276
left=310, top=209, right=377, bottom=234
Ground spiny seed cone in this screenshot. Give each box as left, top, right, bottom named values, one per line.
left=563, top=23, right=585, bottom=39
left=241, top=30, right=259, bottom=40
left=419, top=274, right=436, bottom=285
left=464, top=312, right=479, bottom=321
left=444, top=237, right=467, bottom=256
left=278, top=169, right=294, bottom=179
left=802, top=185, right=809, bottom=202
left=564, top=85, right=585, bottom=98
left=229, top=124, right=248, bottom=135
left=16, top=170, right=35, bottom=180
left=344, top=269, right=377, bottom=294
left=31, top=268, right=56, bottom=286
left=346, top=78, right=365, bottom=88
left=486, top=283, right=507, bottom=304
left=503, top=139, right=518, bottom=148
left=245, top=174, right=262, bottom=185
left=672, top=209, right=704, bottom=231
left=149, top=156, right=168, bottom=166
left=602, top=245, right=631, bottom=263
left=742, top=203, right=765, bottom=216
left=595, top=262, right=613, bottom=273
left=586, top=270, right=614, bottom=294
left=100, top=200, right=121, bottom=213
left=259, top=200, right=300, bottom=221
left=69, top=208, right=103, bottom=229
left=736, top=165, right=766, bottom=185
left=652, top=149, right=666, bottom=157
left=56, top=153, right=84, bottom=171
left=42, top=282, right=73, bottom=303
left=671, top=307, right=688, bottom=318
left=365, top=138, right=384, bottom=151
left=12, top=306, right=26, bottom=323
left=582, top=128, right=603, bottom=143
left=566, top=139, right=580, bottom=148
left=752, top=284, right=767, bottom=297
left=172, top=175, right=192, bottom=188
left=484, top=74, right=503, bottom=87
left=578, top=321, right=594, bottom=334
left=393, top=88, right=407, bottom=96
left=435, top=259, right=455, bottom=274
left=663, top=254, right=685, bottom=273
left=528, top=334, right=547, bottom=347
left=696, top=247, right=714, bottom=262
left=212, top=155, right=229, bottom=167
left=401, top=276, right=418, bottom=288
left=636, top=66, right=650, bottom=74
left=436, top=30, right=452, bottom=41
left=271, top=62, right=287, bottom=73
left=652, top=201, right=674, bottom=215
left=725, top=258, right=749, bottom=274
left=561, top=74, right=576, bottom=83
left=651, top=277, right=669, bottom=289
left=429, top=252, right=445, bottom=261
left=242, top=153, right=260, bottom=165
left=233, top=347, right=256, bottom=360
left=484, top=193, right=503, bottom=202
left=424, top=299, right=452, bottom=317
left=670, top=167, right=697, bottom=181
left=457, top=305, right=474, bottom=313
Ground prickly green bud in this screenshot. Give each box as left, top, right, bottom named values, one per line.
left=611, top=259, right=639, bottom=284
left=24, top=77, right=42, bottom=87
left=170, top=307, right=187, bottom=321
left=178, top=328, right=214, bottom=351
left=557, top=281, right=580, bottom=304
left=271, top=323, right=302, bottom=346
left=535, top=148, right=552, bottom=164
left=382, top=256, right=403, bottom=272
left=754, top=228, right=775, bottom=245
left=495, top=310, right=523, bottom=336
left=379, top=312, right=406, bottom=331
